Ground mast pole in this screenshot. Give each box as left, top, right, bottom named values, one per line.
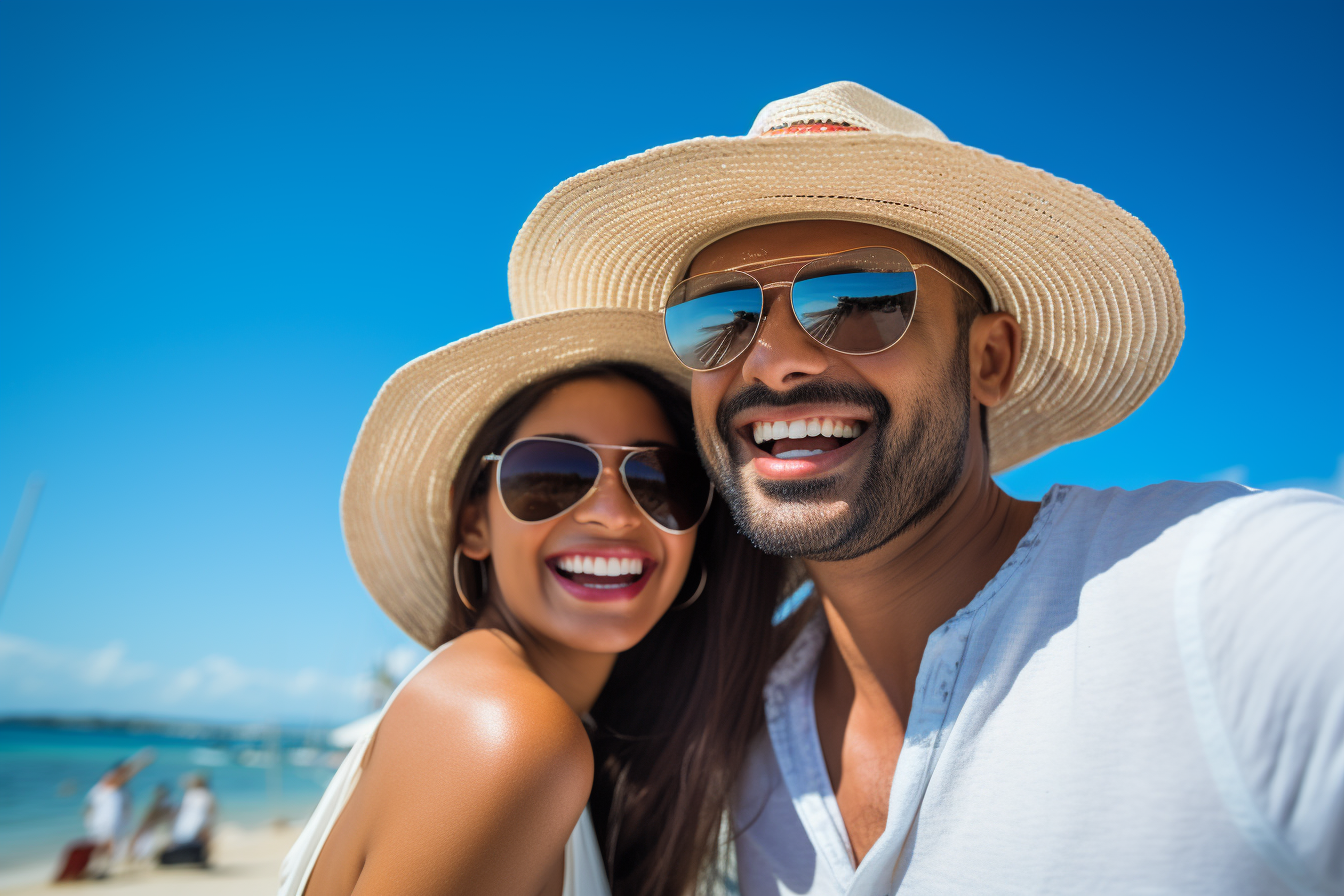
left=0, top=473, right=45, bottom=615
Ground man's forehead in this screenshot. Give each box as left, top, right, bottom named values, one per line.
left=687, top=220, right=938, bottom=275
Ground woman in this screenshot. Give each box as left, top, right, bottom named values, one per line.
left=280, top=309, right=792, bottom=896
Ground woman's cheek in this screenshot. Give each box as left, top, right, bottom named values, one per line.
left=489, top=511, right=551, bottom=602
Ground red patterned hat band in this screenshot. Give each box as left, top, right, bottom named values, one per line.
left=762, top=118, right=870, bottom=136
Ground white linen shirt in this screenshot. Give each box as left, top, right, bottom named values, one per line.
left=732, top=483, right=1344, bottom=896
left=172, top=786, right=214, bottom=844
left=83, top=781, right=128, bottom=843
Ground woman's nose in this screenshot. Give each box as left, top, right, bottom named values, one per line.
left=570, top=460, right=641, bottom=530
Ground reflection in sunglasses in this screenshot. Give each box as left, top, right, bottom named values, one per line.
left=664, top=248, right=954, bottom=371
left=799, top=294, right=912, bottom=346
left=693, top=310, right=759, bottom=369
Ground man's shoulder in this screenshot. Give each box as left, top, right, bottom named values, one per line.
left=1055, top=478, right=1252, bottom=524
left=1193, top=486, right=1344, bottom=616
left=1029, top=481, right=1342, bottom=592
left=1061, top=480, right=1342, bottom=545
left=1037, top=480, right=1251, bottom=568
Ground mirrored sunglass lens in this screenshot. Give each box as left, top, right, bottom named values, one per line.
left=792, top=270, right=917, bottom=353
left=623, top=448, right=711, bottom=531
left=497, top=440, right=600, bottom=522
left=664, top=274, right=762, bottom=370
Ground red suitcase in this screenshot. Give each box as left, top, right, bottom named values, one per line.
left=53, top=840, right=98, bottom=881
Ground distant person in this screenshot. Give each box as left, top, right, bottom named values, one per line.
left=281, top=326, right=792, bottom=895
left=131, top=783, right=174, bottom=861
left=82, top=763, right=132, bottom=860
left=61, top=749, right=154, bottom=880
left=159, top=773, right=215, bottom=866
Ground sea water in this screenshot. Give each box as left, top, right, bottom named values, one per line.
left=0, top=721, right=336, bottom=873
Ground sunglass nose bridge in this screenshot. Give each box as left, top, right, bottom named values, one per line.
left=570, top=460, right=646, bottom=531
left=493, top=437, right=710, bottom=533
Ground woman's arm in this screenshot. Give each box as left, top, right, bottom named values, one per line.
left=305, top=635, right=594, bottom=896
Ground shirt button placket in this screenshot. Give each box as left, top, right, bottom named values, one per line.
left=871, top=620, right=970, bottom=896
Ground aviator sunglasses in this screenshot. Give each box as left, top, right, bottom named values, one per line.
left=483, top=436, right=714, bottom=534
left=662, top=245, right=978, bottom=372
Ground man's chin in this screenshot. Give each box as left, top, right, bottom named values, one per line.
left=726, top=472, right=863, bottom=557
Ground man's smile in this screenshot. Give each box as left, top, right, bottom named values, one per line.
left=731, top=405, right=873, bottom=480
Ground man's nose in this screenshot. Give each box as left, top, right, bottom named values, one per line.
left=570, top=462, right=641, bottom=531
left=738, top=288, right=829, bottom=389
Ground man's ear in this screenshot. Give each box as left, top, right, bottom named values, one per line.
left=968, top=312, right=1022, bottom=409
left=457, top=498, right=491, bottom=561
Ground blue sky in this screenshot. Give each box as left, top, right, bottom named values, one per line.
left=1, top=1, right=1340, bottom=724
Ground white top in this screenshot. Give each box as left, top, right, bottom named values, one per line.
left=732, top=483, right=1344, bottom=896
left=172, top=786, right=214, bottom=844
left=279, top=641, right=611, bottom=896
left=83, top=781, right=128, bottom=843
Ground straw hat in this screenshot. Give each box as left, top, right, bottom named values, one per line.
left=341, top=307, right=686, bottom=648
left=509, top=81, right=1183, bottom=472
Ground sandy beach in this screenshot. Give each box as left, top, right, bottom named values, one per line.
left=0, top=824, right=299, bottom=896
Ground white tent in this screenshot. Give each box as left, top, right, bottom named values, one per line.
left=328, top=712, right=378, bottom=748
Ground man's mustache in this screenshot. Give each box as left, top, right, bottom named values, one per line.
left=715, top=380, right=891, bottom=444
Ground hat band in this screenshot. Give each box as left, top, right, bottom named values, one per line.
left=763, top=119, right=869, bottom=136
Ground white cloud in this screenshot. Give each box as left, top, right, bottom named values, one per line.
left=155, top=653, right=366, bottom=708
left=1268, top=453, right=1344, bottom=498
left=1201, top=464, right=1249, bottom=485
left=0, top=632, right=397, bottom=723
left=287, top=667, right=326, bottom=697
left=0, top=633, right=154, bottom=691
left=1201, top=454, right=1344, bottom=498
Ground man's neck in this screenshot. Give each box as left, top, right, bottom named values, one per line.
left=806, top=462, right=1039, bottom=720
left=803, top=460, right=1039, bottom=863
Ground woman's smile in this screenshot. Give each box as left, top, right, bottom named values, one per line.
left=545, top=547, right=657, bottom=602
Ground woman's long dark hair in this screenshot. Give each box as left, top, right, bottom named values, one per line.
left=442, top=362, right=795, bottom=896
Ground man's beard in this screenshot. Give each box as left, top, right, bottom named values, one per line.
left=701, top=357, right=970, bottom=562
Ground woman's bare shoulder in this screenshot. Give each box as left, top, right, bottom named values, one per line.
left=307, top=631, right=592, bottom=894
left=377, top=630, right=592, bottom=792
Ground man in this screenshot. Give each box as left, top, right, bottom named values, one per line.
left=157, top=772, right=215, bottom=866
left=509, top=83, right=1344, bottom=894
left=170, top=773, right=215, bottom=852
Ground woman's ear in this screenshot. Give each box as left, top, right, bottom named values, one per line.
left=457, top=499, right=491, bottom=561
left=968, top=312, right=1022, bottom=409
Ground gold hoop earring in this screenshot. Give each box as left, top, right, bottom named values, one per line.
left=673, top=564, right=707, bottom=610
left=453, top=545, right=480, bottom=612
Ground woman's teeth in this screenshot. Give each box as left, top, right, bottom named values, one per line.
left=752, top=418, right=864, bottom=444
left=555, top=555, right=644, bottom=576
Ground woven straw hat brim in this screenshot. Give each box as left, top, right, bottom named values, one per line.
left=340, top=307, right=688, bottom=649
left=509, top=132, right=1183, bottom=472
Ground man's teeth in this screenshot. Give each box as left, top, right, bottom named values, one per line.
left=776, top=449, right=826, bottom=459
left=752, top=418, right=864, bottom=444
left=555, top=555, right=644, bottom=576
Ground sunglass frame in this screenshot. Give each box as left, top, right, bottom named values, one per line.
left=482, top=435, right=714, bottom=534
left=662, top=245, right=977, bottom=372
